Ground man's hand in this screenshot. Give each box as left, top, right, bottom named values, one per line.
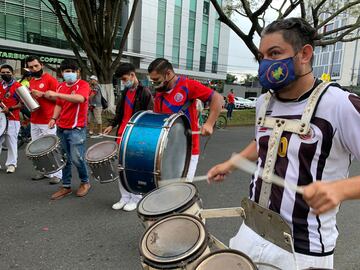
left=207, top=160, right=235, bottom=183
left=201, top=122, right=214, bottom=136
left=303, top=181, right=344, bottom=215
left=31, top=89, right=44, bottom=98
left=44, top=90, right=58, bottom=99
left=48, top=119, right=56, bottom=129
left=1, top=107, right=9, bottom=114
left=103, top=126, right=113, bottom=135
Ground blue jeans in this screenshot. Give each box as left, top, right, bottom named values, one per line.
left=57, top=127, right=89, bottom=187
left=227, top=103, right=234, bottom=118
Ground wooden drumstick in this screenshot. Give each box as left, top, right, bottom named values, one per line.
left=231, top=156, right=304, bottom=195
left=161, top=175, right=208, bottom=184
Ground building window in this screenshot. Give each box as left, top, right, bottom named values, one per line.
left=200, top=44, right=207, bottom=71
left=199, top=4, right=209, bottom=72
left=212, top=18, right=221, bottom=73
left=203, top=0, right=209, bottom=15
left=156, top=0, right=167, bottom=58
left=172, top=0, right=182, bottom=68
left=186, top=0, right=197, bottom=70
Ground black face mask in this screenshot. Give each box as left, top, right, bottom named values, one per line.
left=1, top=74, right=12, bottom=83
left=31, top=69, right=43, bottom=78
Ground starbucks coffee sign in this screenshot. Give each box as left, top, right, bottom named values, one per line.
left=0, top=51, right=64, bottom=64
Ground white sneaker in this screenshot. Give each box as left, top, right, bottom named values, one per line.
left=123, top=202, right=138, bottom=212
left=112, top=200, right=128, bottom=210
left=6, top=165, right=15, bottom=173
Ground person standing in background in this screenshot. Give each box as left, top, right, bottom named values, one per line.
left=88, top=75, right=103, bottom=135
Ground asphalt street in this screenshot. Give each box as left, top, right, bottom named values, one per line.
left=0, top=126, right=359, bottom=270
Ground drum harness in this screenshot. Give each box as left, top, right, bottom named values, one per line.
left=249, top=81, right=332, bottom=267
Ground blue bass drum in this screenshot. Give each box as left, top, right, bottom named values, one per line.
left=119, top=111, right=192, bottom=194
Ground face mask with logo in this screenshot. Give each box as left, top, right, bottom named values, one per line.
left=1, top=74, right=13, bottom=83
left=258, top=56, right=297, bottom=91
left=31, top=69, right=43, bottom=78
left=63, top=72, right=78, bottom=84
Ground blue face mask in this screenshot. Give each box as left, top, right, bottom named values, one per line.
left=63, top=72, right=77, bottom=84
left=123, top=79, right=133, bottom=89
left=258, top=56, right=297, bottom=91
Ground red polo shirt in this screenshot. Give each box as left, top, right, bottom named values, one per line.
left=56, top=80, right=90, bottom=129
left=0, top=80, right=21, bottom=121
left=154, top=76, right=214, bottom=155
left=29, top=73, right=59, bottom=124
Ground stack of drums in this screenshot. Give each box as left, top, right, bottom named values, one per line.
left=137, top=183, right=259, bottom=269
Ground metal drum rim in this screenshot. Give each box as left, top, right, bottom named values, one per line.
left=155, top=112, right=192, bottom=185
left=25, top=135, right=60, bottom=157
left=139, top=213, right=209, bottom=268
left=85, top=140, right=118, bottom=163
left=194, top=249, right=258, bottom=270
left=137, top=182, right=200, bottom=220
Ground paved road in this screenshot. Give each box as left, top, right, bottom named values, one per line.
left=0, top=126, right=359, bottom=269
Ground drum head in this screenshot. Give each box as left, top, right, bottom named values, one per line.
left=160, top=115, right=191, bottom=180
left=140, top=214, right=208, bottom=267
left=137, top=183, right=198, bottom=217
left=86, top=141, right=118, bottom=162
left=195, top=249, right=257, bottom=270
left=0, top=112, right=7, bottom=136
left=27, top=135, right=58, bottom=155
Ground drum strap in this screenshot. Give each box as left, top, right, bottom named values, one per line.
left=257, top=82, right=331, bottom=207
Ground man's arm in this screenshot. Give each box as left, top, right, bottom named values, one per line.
left=303, top=175, right=360, bottom=215
left=48, top=104, right=62, bottom=129
left=45, top=91, right=85, bottom=103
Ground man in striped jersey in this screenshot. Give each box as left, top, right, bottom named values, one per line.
left=208, top=17, right=360, bottom=269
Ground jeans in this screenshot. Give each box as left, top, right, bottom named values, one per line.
left=227, top=103, right=235, bottom=118
left=57, top=127, right=89, bottom=187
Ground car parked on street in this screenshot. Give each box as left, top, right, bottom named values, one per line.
left=234, top=97, right=253, bottom=109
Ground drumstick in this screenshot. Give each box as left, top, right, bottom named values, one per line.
left=232, top=156, right=304, bottom=195
left=161, top=175, right=208, bottom=184
left=0, top=101, right=15, bottom=118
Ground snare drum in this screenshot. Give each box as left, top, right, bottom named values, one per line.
left=194, top=249, right=258, bottom=270
left=26, top=135, right=65, bottom=174
left=86, top=141, right=119, bottom=183
left=119, top=111, right=192, bottom=194
left=140, top=214, right=210, bottom=270
left=0, top=111, right=8, bottom=137
left=137, top=182, right=203, bottom=228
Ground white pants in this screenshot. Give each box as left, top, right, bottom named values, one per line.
left=30, top=123, right=62, bottom=179
left=186, top=154, right=199, bottom=182
left=230, top=222, right=334, bottom=270
left=117, top=180, right=142, bottom=203
left=0, top=120, right=20, bottom=167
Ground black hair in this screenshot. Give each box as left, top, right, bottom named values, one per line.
left=114, top=62, right=136, bottom=78
left=59, top=59, right=80, bottom=71
left=148, top=58, right=174, bottom=74
left=262, top=17, right=318, bottom=52
left=25, top=55, right=43, bottom=65
left=0, top=64, right=14, bottom=73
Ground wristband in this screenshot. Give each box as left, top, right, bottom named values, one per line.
left=51, top=117, right=57, bottom=121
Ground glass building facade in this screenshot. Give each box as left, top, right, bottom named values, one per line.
left=0, top=0, right=74, bottom=50
left=172, top=0, right=182, bottom=68
left=186, top=0, right=197, bottom=70
left=156, top=0, right=167, bottom=58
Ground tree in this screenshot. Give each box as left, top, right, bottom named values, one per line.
left=226, top=73, right=238, bottom=83
left=210, top=0, right=360, bottom=61
left=42, top=0, right=140, bottom=110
